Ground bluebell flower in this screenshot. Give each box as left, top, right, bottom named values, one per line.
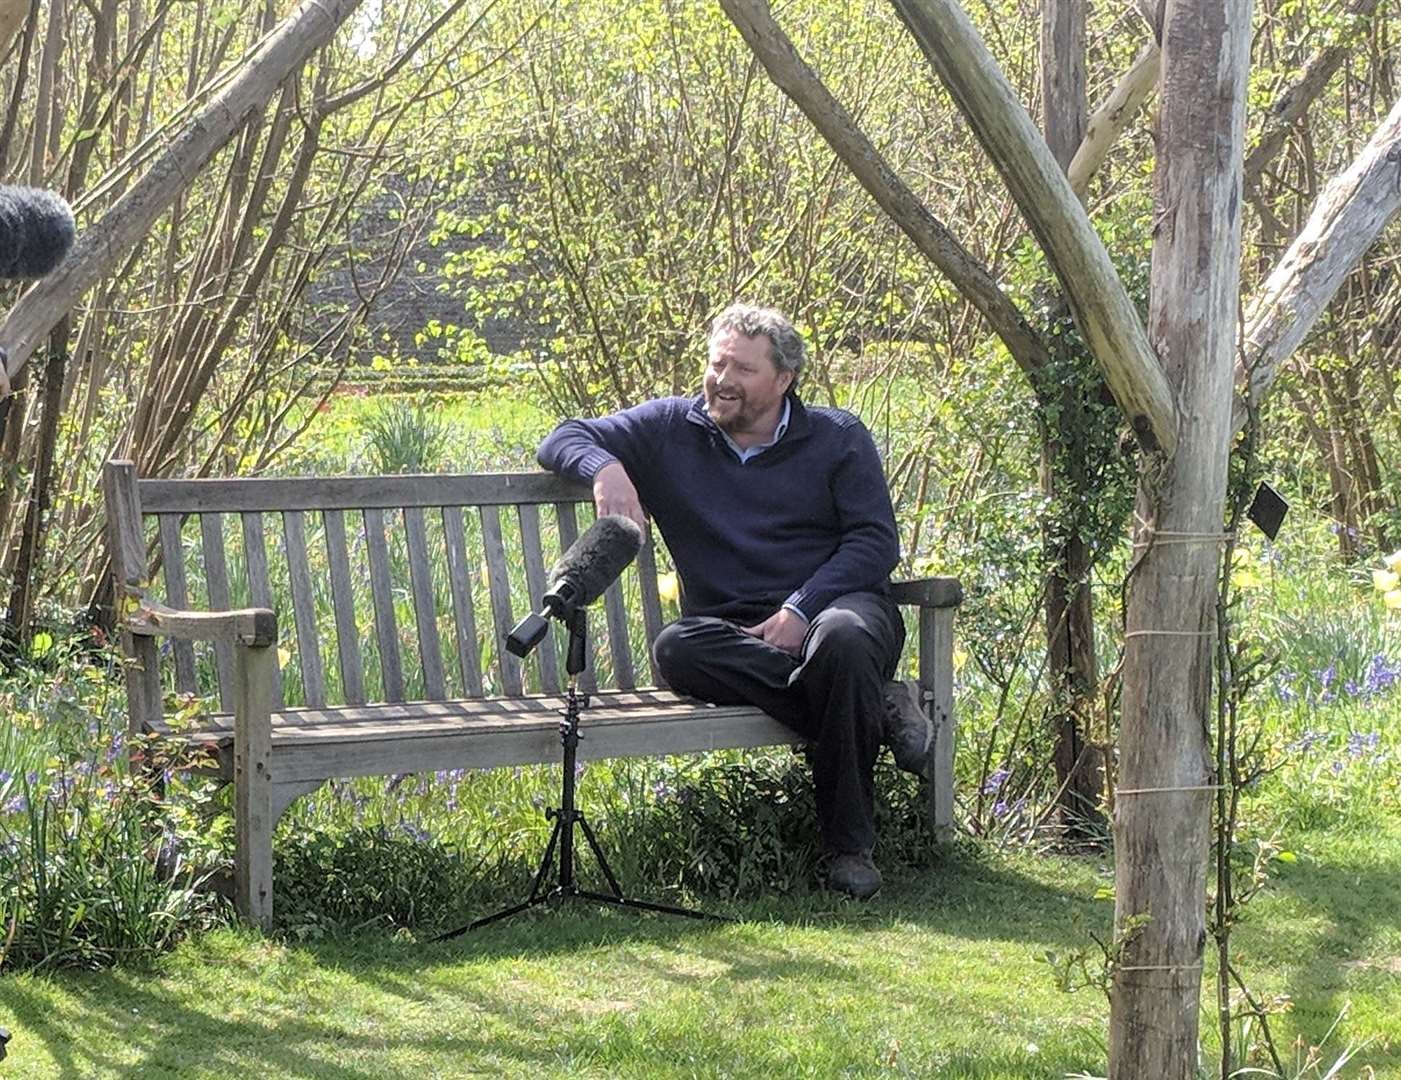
left=652, top=779, right=673, bottom=801
left=1330, top=760, right=1345, bottom=775
left=1347, top=732, right=1380, bottom=757
left=993, top=799, right=1010, bottom=818
left=982, top=767, right=1010, bottom=794
left=1290, top=729, right=1327, bottom=753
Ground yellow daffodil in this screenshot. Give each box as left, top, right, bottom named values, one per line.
left=1385, top=551, right=1401, bottom=572
left=1386, top=589, right=1401, bottom=610
left=657, top=572, right=680, bottom=604
left=1374, top=569, right=1400, bottom=594
left=1230, top=549, right=1262, bottom=590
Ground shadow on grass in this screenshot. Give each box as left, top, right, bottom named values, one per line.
left=1249, top=841, right=1401, bottom=1071
left=0, top=850, right=1108, bottom=1079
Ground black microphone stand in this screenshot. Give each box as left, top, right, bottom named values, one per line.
left=435, top=607, right=728, bottom=939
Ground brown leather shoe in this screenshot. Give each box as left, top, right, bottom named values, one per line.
left=828, top=852, right=882, bottom=899
left=882, top=679, right=933, bottom=778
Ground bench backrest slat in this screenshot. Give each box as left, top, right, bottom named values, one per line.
left=363, top=507, right=404, bottom=702
left=139, top=472, right=582, bottom=513
left=517, top=503, right=561, bottom=694
left=322, top=509, right=366, bottom=705
left=636, top=533, right=666, bottom=687
left=199, top=511, right=236, bottom=711
left=240, top=512, right=282, bottom=708
left=478, top=504, right=523, bottom=696
left=158, top=513, right=198, bottom=695
left=601, top=575, right=635, bottom=691
left=441, top=506, right=484, bottom=697
left=282, top=510, right=327, bottom=709
left=403, top=508, right=446, bottom=700
left=554, top=501, right=598, bottom=694
left=120, top=468, right=688, bottom=711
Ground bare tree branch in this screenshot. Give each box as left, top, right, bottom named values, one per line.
left=1068, top=42, right=1160, bottom=200
left=0, top=0, right=363, bottom=395
left=889, top=0, right=1179, bottom=453
left=1237, top=95, right=1401, bottom=427
left=716, top=0, right=1051, bottom=388
left=1244, top=0, right=1383, bottom=189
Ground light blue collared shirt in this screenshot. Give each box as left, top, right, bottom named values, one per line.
left=711, top=398, right=791, bottom=464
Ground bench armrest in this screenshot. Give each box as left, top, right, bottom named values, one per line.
left=890, top=577, right=963, bottom=609
left=124, top=591, right=277, bottom=648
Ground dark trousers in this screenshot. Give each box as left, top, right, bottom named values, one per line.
left=651, top=591, right=905, bottom=855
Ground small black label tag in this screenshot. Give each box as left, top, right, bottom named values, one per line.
left=1247, top=482, right=1288, bottom=541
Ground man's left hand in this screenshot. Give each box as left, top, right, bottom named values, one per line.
left=741, top=608, right=807, bottom=656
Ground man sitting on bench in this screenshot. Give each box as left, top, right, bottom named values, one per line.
left=537, top=303, right=931, bottom=898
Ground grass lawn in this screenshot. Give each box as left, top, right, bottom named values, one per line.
left=2, top=823, right=1398, bottom=1079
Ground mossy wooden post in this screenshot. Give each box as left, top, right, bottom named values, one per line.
left=234, top=635, right=278, bottom=929
left=1110, top=0, right=1251, bottom=1070
left=102, top=461, right=162, bottom=736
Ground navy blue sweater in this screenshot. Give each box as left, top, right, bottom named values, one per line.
left=536, top=394, right=899, bottom=623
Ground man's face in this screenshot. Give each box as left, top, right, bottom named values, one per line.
left=703, top=329, right=794, bottom=436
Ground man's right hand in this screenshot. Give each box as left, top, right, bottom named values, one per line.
left=593, top=462, right=647, bottom=532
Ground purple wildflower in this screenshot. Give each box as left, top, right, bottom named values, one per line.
left=1290, top=729, right=1328, bottom=754
left=1347, top=732, right=1380, bottom=757
left=1363, top=655, right=1400, bottom=697
left=982, top=767, right=1010, bottom=795
left=1330, top=760, right=1346, bottom=776
left=652, top=779, right=673, bottom=801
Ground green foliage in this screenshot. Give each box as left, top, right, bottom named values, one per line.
left=361, top=396, right=453, bottom=474
left=0, top=640, right=225, bottom=970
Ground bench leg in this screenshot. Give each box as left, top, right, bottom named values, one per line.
left=234, top=642, right=277, bottom=930
left=919, top=607, right=957, bottom=842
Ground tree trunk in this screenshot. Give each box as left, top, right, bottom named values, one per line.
left=1110, top=0, right=1251, bottom=1073
left=1040, top=0, right=1106, bottom=836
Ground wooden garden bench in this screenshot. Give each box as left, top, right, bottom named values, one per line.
left=102, top=459, right=962, bottom=928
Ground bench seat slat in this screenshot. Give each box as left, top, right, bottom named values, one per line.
left=147, top=692, right=798, bottom=784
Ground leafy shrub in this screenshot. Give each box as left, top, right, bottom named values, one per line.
left=0, top=639, right=226, bottom=970
left=360, top=396, right=452, bottom=473
left=274, top=824, right=494, bottom=935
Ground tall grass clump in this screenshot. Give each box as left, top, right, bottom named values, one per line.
left=0, top=635, right=226, bottom=970
left=361, top=396, right=453, bottom=474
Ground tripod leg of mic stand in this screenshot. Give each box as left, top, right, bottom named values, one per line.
left=577, top=814, right=625, bottom=898
left=575, top=811, right=735, bottom=923
left=574, top=890, right=735, bottom=922
left=432, top=814, right=567, bottom=941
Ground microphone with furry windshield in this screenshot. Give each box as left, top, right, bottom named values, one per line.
left=506, top=514, right=645, bottom=657
left=0, top=186, right=76, bottom=279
